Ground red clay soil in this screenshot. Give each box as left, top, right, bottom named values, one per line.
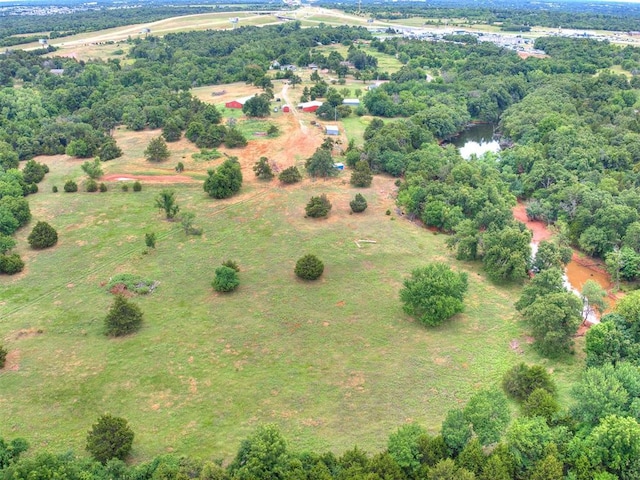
left=513, top=203, right=552, bottom=243
left=517, top=52, right=549, bottom=60
left=101, top=174, right=195, bottom=183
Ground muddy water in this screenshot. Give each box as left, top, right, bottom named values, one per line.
left=513, top=204, right=616, bottom=322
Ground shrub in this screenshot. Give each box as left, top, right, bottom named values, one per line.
left=86, top=179, right=98, bottom=192
left=279, top=166, right=302, bottom=184
left=0, top=254, right=24, bottom=275
left=502, top=363, right=557, bottom=402
left=22, top=159, right=47, bottom=184
left=0, top=344, right=6, bottom=368
left=104, top=295, right=143, bottom=337
left=253, top=157, right=274, bottom=180
left=350, top=160, right=373, bottom=188
left=400, top=263, right=468, bottom=327
left=28, top=221, right=58, bottom=249
left=350, top=193, right=368, bottom=213
left=81, top=158, right=103, bottom=179
left=295, top=254, right=324, bottom=280
left=27, top=183, right=38, bottom=194
left=222, top=259, right=240, bottom=272
left=203, top=158, right=243, bottom=199
left=212, top=266, right=240, bottom=292
left=175, top=162, right=184, bottom=173
left=144, top=136, right=170, bottom=162
left=121, top=184, right=129, bottom=192
left=305, top=194, right=332, bottom=218
left=86, top=414, right=134, bottom=464
left=132, top=181, right=142, bottom=192
left=52, top=186, right=58, bottom=193
left=106, top=273, right=158, bottom=295
left=99, top=183, right=108, bottom=192
left=145, top=233, right=156, bottom=249
left=63, top=180, right=78, bottom=192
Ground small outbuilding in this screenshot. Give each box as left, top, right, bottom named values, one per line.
left=325, top=125, right=339, bottom=136
left=342, top=98, right=360, bottom=107
left=333, top=162, right=345, bottom=171
left=283, top=105, right=291, bottom=113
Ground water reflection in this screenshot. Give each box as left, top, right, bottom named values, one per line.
left=452, top=124, right=501, bottom=160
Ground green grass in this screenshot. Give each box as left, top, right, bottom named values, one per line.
left=0, top=160, right=582, bottom=462
left=342, top=116, right=372, bottom=145
left=236, top=119, right=278, bottom=137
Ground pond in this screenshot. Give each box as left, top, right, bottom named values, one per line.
left=451, top=123, right=501, bottom=159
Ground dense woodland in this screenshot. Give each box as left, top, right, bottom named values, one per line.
left=3, top=8, right=640, bottom=479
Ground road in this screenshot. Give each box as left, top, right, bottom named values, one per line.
left=281, top=83, right=308, bottom=135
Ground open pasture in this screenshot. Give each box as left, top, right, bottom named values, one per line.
left=0, top=129, right=579, bottom=461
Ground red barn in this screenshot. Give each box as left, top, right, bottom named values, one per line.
left=225, top=95, right=255, bottom=109
left=283, top=105, right=290, bottom=113
left=298, top=101, right=323, bottom=112
left=225, top=100, right=243, bottom=109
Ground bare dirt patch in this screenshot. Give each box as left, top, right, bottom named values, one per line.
left=513, top=202, right=552, bottom=243
left=2, top=350, right=20, bottom=371
left=11, top=328, right=43, bottom=340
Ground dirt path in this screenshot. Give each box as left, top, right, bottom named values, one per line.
left=281, top=84, right=308, bottom=134
left=101, top=174, right=195, bottom=184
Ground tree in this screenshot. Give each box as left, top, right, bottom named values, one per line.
left=161, top=118, right=181, bottom=142
left=581, top=280, right=608, bottom=322
left=295, top=254, right=324, bottom=280
left=521, top=292, right=582, bottom=357
left=27, top=221, right=58, bottom=249
left=0, top=196, right=30, bottom=227
left=427, top=459, right=475, bottom=480
left=522, top=388, right=560, bottom=423
left=502, top=363, right=556, bottom=402
left=305, top=148, right=335, bottom=178
left=63, top=180, right=78, bottom=192
left=482, top=225, right=531, bottom=283
left=86, top=414, right=134, bottom=464
left=212, top=266, right=240, bottom=293
left=253, top=157, right=274, bottom=180
left=400, top=263, right=468, bottom=327
left=155, top=189, right=179, bottom=220
left=22, top=159, right=47, bottom=184
left=0, top=344, right=7, bottom=368
left=586, top=415, right=640, bottom=480
left=98, top=139, right=122, bottom=161
left=350, top=160, right=373, bottom=187
left=104, top=295, right=143, bottom=337
left=279, top=166, right=302, bottom=184
left=229, top=424, right=290, bottom=480
left=350, top=193, right=368, bottom=213
left=387, top=423, right=427, bottom=478
left=0, top=141, right=19, bottom=171
left=515, top=268, right=565, bottom=312
left=305, top=194, right=332, bottom=218
left=463, top=389, right=510, bottom=446
left=531, top=240, right=572, bottom=272
left=0, top=234, right=16, bottom=254
left=441, top=408, right=472, bottom=455
left=506, top=416, right=555, bottom=476
left=585, top=319, right=625, bottom=367
left=204, top=158, right=243, bottom=199
left=144, top=136, right=170, bottom=163
left=243, top=95, right=271, bottom=118
left=132, top=181, right=142, bottom=192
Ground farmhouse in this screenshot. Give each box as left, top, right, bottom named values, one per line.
left=298, top=100, right=323, bottom=112
left=342, top=98, right=360, bottom=107
left=325, top=125, right=339, bottom=136
left=225, top=95, right=255, bottom=109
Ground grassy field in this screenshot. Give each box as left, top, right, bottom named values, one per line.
left=0, top=140, right=581, bottom=462
left=342, top=116, right=372, bottom=144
